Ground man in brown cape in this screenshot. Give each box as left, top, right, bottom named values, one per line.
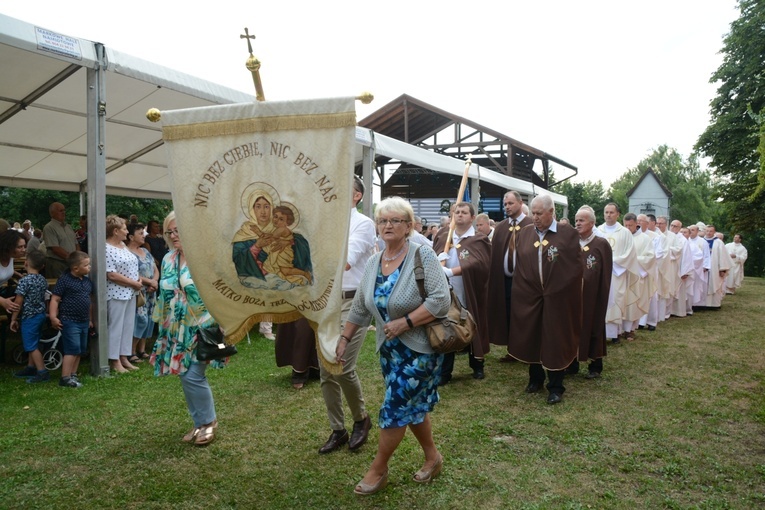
left=568, top=205, right=612, bottom=379
left=487, top=190, right=533, bottom=361
left=432, top=202, right=491, bottom=382
left=509, top=195, right=582, bottom=404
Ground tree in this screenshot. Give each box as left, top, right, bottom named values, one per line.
left=0, top=187, right=172, bottom=229
left=696, top=0, right=765, bottom=233
left=552, top=179, right=608, bottom=224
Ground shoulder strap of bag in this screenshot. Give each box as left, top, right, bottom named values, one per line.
left=413, top=246, right=427, bottom=301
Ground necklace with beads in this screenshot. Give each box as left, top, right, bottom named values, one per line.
left=382, top=244, right=406, bottom=268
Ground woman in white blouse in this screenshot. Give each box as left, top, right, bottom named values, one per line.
left=105, top=215, right=143, bottom=373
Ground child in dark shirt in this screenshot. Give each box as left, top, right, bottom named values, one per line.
left=50, top=251, right=94, bottom=388
left=12, top=250, right=51, bottom=383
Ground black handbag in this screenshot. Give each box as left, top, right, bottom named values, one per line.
left=184, top=287, right=237, bottom=362
left=195, top=324, right=237, bottom=361
left=413, top=247, right=476, bottom=354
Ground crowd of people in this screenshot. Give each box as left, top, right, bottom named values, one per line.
left=2, top=189, right=751, bottom=496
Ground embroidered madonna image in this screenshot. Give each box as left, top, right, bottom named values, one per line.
left=232, top=182, right=314, bottom=291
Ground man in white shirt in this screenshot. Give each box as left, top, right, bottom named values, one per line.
left=688, top=225, right=711, bottom=308
left=433, top=202, right=491, bottom=383
left=318, top=176, right=376, bottom=455
left=410, top=216, right=432, bottom=247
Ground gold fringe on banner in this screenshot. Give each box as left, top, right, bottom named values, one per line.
left=163, top=111, right=357, bottom=141
left=225, top=311, right=342, bottom=374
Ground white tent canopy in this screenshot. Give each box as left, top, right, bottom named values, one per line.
left=0, top=13, right=255, bottom=197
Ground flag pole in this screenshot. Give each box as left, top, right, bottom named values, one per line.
left=441, top=156, right=472, bottom=259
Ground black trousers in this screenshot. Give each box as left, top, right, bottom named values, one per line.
left=529, top=364, right=565, bottom=394
left=441, top=350, right=482, bottom=379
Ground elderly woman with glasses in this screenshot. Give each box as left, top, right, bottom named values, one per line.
left=151, top=212, right=224, bottom=446
left=105, top=214, right=143, bottom=374
left=336, top=196, right=451, bottom=496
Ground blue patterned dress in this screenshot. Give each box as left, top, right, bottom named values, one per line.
left=375, top=267, right=443, bottom=429
left=133, top=247, right=156, bottom=339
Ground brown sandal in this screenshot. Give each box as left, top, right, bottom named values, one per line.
left=413, top=454, right=443, bottom=483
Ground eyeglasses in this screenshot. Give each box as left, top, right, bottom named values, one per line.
left=376, top=218, right=408, bottom=227
left=164, top=229, right=179, bottom=236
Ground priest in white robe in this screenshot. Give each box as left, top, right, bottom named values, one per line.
left=689, top=224, right=711, bottom=308
left=702, top=225, right=732, bottom=308
left=638, top=214, right=664, bottom=330
left=599, top=203, right=640, bottom=342
left=623, top=214, right=655, bottom=338
left=725, top=234, right=748, bottom=294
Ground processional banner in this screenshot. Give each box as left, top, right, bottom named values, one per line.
left=159, top=97, right=356, bottom=372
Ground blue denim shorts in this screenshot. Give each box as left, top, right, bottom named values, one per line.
left=61, top=320, right=89, bottom=356
left=21, top=313, right=46, bottom=352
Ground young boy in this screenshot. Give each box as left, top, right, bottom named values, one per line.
left=11, top=250, right=51, bottom=383
left=49, top=251, right=94, bottom=388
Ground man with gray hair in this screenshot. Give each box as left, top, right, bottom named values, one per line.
left=569, top=205, right=612, bottom=378
left=411, top=215, right=432, bottom=247
left=42, top=202, right=80, bottom=278
left=508, top=194, right=582, bottom=404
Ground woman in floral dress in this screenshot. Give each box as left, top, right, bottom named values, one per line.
left=126, top=223, right=158, bottom=361
left=336, top=197, right=451, bottom=495
left=151, top=211, right=224, bottom=446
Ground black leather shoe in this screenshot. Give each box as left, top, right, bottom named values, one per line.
left=318, top=430, right=348, bottom=454
left=438, top=375, right=452, bottom=386
left=473, top=369, right=485, bottom=380
left=349, top=415, right=371, bottom=451
left=547, top=392, right=562, bottom=404
left=584, top=372, right=601, bottom=380
left=647, top=325, right=656, bottom=331
left=525, top=382, right=542, bottom=394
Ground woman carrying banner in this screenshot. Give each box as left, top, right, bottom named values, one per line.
left=151, top=211, right=224, bottom=446
left=336, top=196, right=450, bottom=495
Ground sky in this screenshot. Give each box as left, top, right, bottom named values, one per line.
left=2, top=0, right=740, bottom=187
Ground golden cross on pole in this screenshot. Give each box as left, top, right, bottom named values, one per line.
left=240, top=27, right=265, bottom=102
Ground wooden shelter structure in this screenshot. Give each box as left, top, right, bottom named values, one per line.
left=359, top=94, right=578, bottom=217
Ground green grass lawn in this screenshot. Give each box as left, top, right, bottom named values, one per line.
left=1, top=278, right=764, bottom=509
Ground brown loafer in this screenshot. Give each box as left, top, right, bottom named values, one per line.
left=349, top=415, right=372, bottom=451
left=318, top=429, right=348, bottom=454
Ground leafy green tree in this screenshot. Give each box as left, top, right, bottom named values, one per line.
left=695, top=0, right=765, bottom=275
left=0, top=187, right=172, bottom=230
left=552, top=179, right=608, bottom=224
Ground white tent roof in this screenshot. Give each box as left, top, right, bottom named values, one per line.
left=355, top=128, right=568, bottom=207
left=0, top=12, right=255, bottom=199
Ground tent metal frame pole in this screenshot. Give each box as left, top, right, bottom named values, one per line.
left=361, top=143, right=375, bottom=219
left=87, top=43, right=109, bottom=376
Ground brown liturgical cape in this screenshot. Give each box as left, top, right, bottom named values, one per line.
left=487, top=215, right=533, bottom=345
left=432, top=228, right=492, bottom=357
left=579, top=236, right=612, bottom=362
left=509, top=223, right=582, bottom=370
